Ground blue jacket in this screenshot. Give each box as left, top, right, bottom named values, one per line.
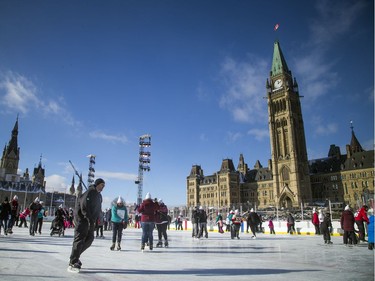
left=368, top=215, right=374, bottom=244
left=111, top=200, right=128, bottom=223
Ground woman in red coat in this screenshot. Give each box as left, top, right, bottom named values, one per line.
left=340, top=205, right=357, bottom=246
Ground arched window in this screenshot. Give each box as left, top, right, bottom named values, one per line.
left=281, top=166, right=290, bottom=181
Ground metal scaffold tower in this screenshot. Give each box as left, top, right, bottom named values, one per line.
left=135, top=134, right=151, bottom=205
left=87, top=154, right=96, bottom=187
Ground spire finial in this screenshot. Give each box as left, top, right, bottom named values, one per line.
left=350, top=120, right=354, bottom=132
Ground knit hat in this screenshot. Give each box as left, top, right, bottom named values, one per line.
left=13, top=195, right=18, bottom=200
left=117, top=196, right=123, bottom=204
left=250, top=208, right=254, bottom=212
left=158, top=198, right=163, bottom=204
left=145, top=192, right=151, bottom=200
left=94, top=178, right=105, bottom=186
left=34, top=197, right=40, bottom=203
left=40, top=201, right=44, bottom=204
left=345, top=205, right=350, bottom=211
left=59, top=204, right=63, bottom=208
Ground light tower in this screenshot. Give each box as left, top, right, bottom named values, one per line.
left=87, top=154, right=96, bottom=187
left=135, top=134, right=151, bottom=205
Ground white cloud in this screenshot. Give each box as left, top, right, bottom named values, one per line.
left=311, top=1, right=366, bottom=47
left=315, top=123, right=338, bottom=136
left=89, top=130, right=128, bottom=144
left=45, top=174, right=69, bottom=193
left=219, top=56, right=268, bottom=124
left=0, top=71, right=80, bottom=127
left=293, top=1, right=366, bottom=104
left=96, top=170, right=137, bottom=181
left=0, top=71, right=40, bottom=114
left=247, top=128, right=269, bottom=141
left=226, top=131, right=242, bottom=143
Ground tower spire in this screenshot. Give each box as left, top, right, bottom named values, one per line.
left=349, top=120, right=364, bottom=153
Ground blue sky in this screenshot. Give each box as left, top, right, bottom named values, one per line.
left=0, top=0, right=373, bottom=209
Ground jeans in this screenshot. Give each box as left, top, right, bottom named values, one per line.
left=141, top=222, right=155, bottom=245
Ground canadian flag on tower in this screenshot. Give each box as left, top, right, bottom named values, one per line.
left=274, top=23, right=280, bottom=31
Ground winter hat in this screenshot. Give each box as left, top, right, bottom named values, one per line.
left=313, top=208, right=316, bottom=212
left=199, top=206, right=203, bottom=210
left=235, top=209, right=239, bottom=214
left=34, top=197, right=40, bottom=203
left=344, top=205, right=350, bottom=211
left=158, top=198, right=163, bottom=204
left=94, top=178, right=105, bottom=186
left=13, top=195, right=18, bottom=200
left=59, top=204, right=63, bottom=208
left=250, top=208, right=254, bottom=212
left=145, top=192, right=152, bottom=200
left=40, top=201, right=44, bottom=204
left=368, top=208, right=374, bottom=216
left=117, top=196, right=123, bottom=204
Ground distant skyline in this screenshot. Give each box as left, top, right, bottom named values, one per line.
left=0, top=0, right=373, bottom=208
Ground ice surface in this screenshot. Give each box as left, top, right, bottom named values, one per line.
left=0, top=223, right=373, bottom=281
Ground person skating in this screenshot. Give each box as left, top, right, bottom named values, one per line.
left=155, top=198, right=169, bottom=247
left=248, top=208, right=260, bottom=238
left=340, top=205, right=357, bottom=246
left=7, top=195, right=19, bottom=234
left=29, top=197, right=41, bottom=236
left=320, top=212, right=333, bottom=244
left=231, top=209, right=242, bottom=239
left=68, top=178, right=105, bottom=273
left=110, top=196, right=128, bottom=251
left=0, top=197, right=11, bottom=235
left=354, top=205, right=369, bottom=243
left=138, top=192, right=158, bottom=251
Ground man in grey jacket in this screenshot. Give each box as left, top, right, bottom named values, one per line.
left=68, top=178, right=105, bottom=273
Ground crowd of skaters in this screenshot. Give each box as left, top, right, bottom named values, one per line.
left=0, top=185, right=373, bottom=273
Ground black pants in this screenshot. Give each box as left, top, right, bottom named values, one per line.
left=157, top=223, right=168, bottom=242
left=249, top=223, right=257, bottom=237
left=355, top=221, right=366, bottom=241
left=37, top=218, right=43, bottom=233
left=321, top=227, right=331, bottom=242
left=112, top=222, right=123, bottom=243
left=96, top=225, right=103, bottom=237
left=19, top=217, right=27, bottom=227
left=314, top=224, right=320, bottom=235
left=343, top=230, right=357, bottom=245
left=69, top=219, right=95, bottom=264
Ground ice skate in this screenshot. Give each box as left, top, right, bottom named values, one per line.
left=164, top=241, right=169, bottom=248
left=67, top=262, right=81, bottom=273
left=156, top=241, right=163, bottom=248
left=141, top=244, right=145, bottom=251
left=117, top=243, right=121, bottom=251
left=110, top=243, right=115, bottom=251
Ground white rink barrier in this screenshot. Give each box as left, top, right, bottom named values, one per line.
left=170, top=220, right=346, bottom=236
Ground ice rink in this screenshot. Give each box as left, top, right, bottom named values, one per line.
left=0, top=223, right=374, bottom=281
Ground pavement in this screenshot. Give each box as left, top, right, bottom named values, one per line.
left=0, top=222, right=374, bottom=281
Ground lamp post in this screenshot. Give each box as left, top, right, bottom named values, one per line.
left=135, top=134, right=151, bottom=205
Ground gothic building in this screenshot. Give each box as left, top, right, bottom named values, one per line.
left=186, top=41, right=374, bottom=211
left=0, top=118, right=46, bottom=207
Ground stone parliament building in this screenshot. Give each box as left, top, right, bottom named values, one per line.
left=186, top=41, right=374, bottom=212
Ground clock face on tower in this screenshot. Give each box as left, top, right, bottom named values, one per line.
left=274, top=79, right=283, bottom=89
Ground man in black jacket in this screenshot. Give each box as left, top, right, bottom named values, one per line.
left=68, top=178, right=105, bottom=273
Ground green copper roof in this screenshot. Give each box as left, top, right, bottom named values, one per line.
left=271, top=41, right=289, bottom=77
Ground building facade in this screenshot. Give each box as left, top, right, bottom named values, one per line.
left=186, top=41, right=374, bottom=212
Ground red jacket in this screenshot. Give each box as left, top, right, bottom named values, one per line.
left=312, top=212, right=319, bottom=225
left=341, top=210, right=355, bottom=231
left=138, top=199, right=159, bottom=222
left=354, top=207, right=369, bottom=223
